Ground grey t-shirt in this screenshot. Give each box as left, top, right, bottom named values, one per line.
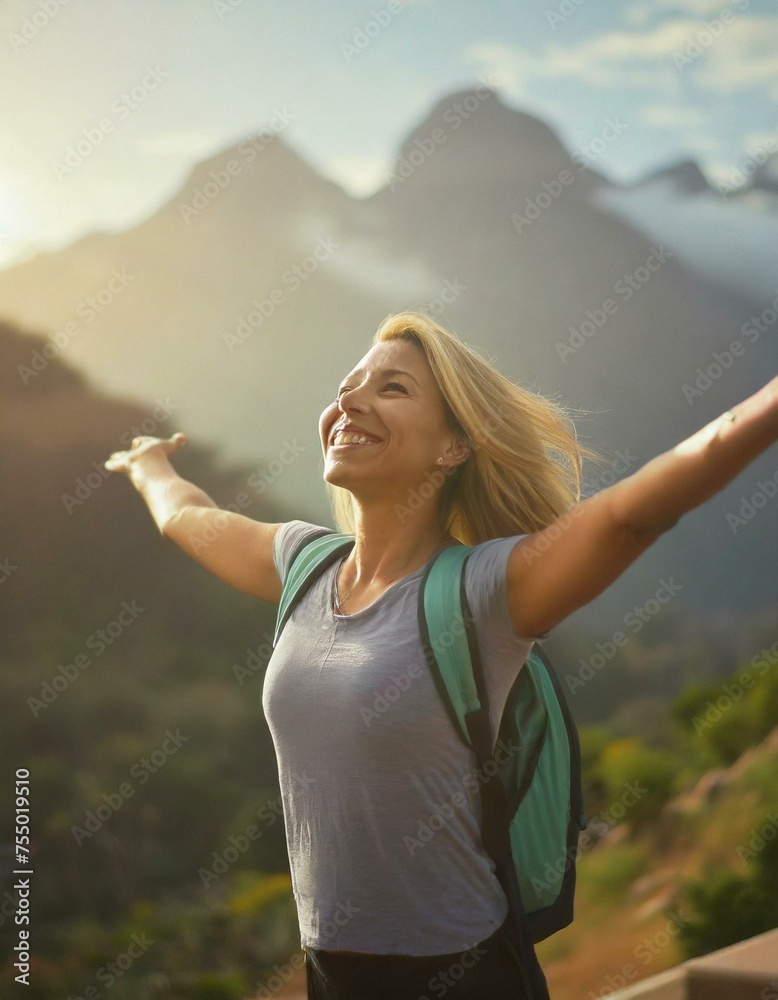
left=262, top=519, right=551, bottom=955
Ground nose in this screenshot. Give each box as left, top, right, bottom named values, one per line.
left=322, top=387, right=369, bottom=448
left=336, top=382, right=372, bottom=417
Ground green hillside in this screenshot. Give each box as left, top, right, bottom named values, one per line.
left=1, top=318, right=776, bottom=999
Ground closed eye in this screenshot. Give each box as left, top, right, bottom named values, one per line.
left=336, top=382, right=408, bottom=397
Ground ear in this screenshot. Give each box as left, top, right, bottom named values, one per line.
left=444, top=435, right=470, bottom=469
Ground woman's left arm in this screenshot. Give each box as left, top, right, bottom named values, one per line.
left=506, top=376, right=778, bottom=640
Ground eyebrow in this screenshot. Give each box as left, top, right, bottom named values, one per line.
left=339, top=367, right=420, bottom=387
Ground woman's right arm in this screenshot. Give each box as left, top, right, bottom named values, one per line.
left=105, top=433, right=284, bottom=604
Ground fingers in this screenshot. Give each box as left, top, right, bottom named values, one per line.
left=103, top=431, right=187, bottom=473
left=104, top=450, right=129, bottom=472
left=160, top=431, right=187, bottom=455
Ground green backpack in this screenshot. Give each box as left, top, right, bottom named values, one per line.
left=273, top=529, right=587, bottom=1000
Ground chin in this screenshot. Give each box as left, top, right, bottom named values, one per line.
left=322, top=465, right=351, bottom=489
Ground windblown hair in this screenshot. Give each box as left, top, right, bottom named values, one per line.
left=325, top=311, right=606, bottom=546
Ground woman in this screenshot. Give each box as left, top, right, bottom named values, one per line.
left=105, top=312, right=777, bottom=999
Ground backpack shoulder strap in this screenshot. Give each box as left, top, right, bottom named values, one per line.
left=273, top=529, right=354, bottom=645
left=421, top=542, right=552, bottom=999
left=418, top=544, right=481, bottom=751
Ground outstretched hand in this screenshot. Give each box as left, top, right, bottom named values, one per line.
left=104, top=432, right=188, bottom=477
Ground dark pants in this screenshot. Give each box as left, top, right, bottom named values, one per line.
left=304, top=915, right=531, bottom=1000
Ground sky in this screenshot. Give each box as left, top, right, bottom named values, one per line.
left=0, top=0, right=776, bottom=269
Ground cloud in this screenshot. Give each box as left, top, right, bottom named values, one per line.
left=463, top=43, right=538, bottom=99
left=318, top=153, right=391, bottom=198
left=639, top=104, right=708, bottom=127
left=742, top=128, right=778, bottom=157
left=689, top=17, right=778, bottom=95
left=467, top=13, right=778, bottom=99
left=466, top=28, right=687, bottom=91
left=683, top=133, right=720, bottom=152
left=622, top=4, right=654, bottom=26
left=625, top=0, right=743, bottom=21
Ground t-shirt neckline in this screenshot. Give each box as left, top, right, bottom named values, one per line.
left=330, top=541, right=462, bottom=620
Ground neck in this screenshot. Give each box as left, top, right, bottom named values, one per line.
left=344, top=498, right=451, bottom=588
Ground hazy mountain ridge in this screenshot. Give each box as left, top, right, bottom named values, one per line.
left=0, top=86, right=776, bottom=631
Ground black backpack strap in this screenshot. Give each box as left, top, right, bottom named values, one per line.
left=456, top=570, right=551, bottom=1000
left=419, top=548, right=550, bottom=1000
left=532, top=642, right=586, bottom=832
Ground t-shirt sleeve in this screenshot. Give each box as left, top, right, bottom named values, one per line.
left=462, top=534, right=552, bottom=742
left=272, top=519, right=336, bottom=588
left=463, top=535, right=552, bottom=643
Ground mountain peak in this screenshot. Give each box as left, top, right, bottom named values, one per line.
left=632, top=158, right=713, bottom=195
left=751, top=151, right=778, bottom=193
left=389, top=85, right=576, bottom=189
left=181, top=131, right=328, bottom=199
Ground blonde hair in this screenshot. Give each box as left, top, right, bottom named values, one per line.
left=325, top=311, right=606, bottom=546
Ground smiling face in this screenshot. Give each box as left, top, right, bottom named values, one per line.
left=318, top=338, right=469, bottom=503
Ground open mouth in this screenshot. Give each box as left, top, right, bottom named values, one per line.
left=329, top=430, right=383, bottom=449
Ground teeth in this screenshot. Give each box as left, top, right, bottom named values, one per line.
left=333, top=430, right=378, bottom=446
